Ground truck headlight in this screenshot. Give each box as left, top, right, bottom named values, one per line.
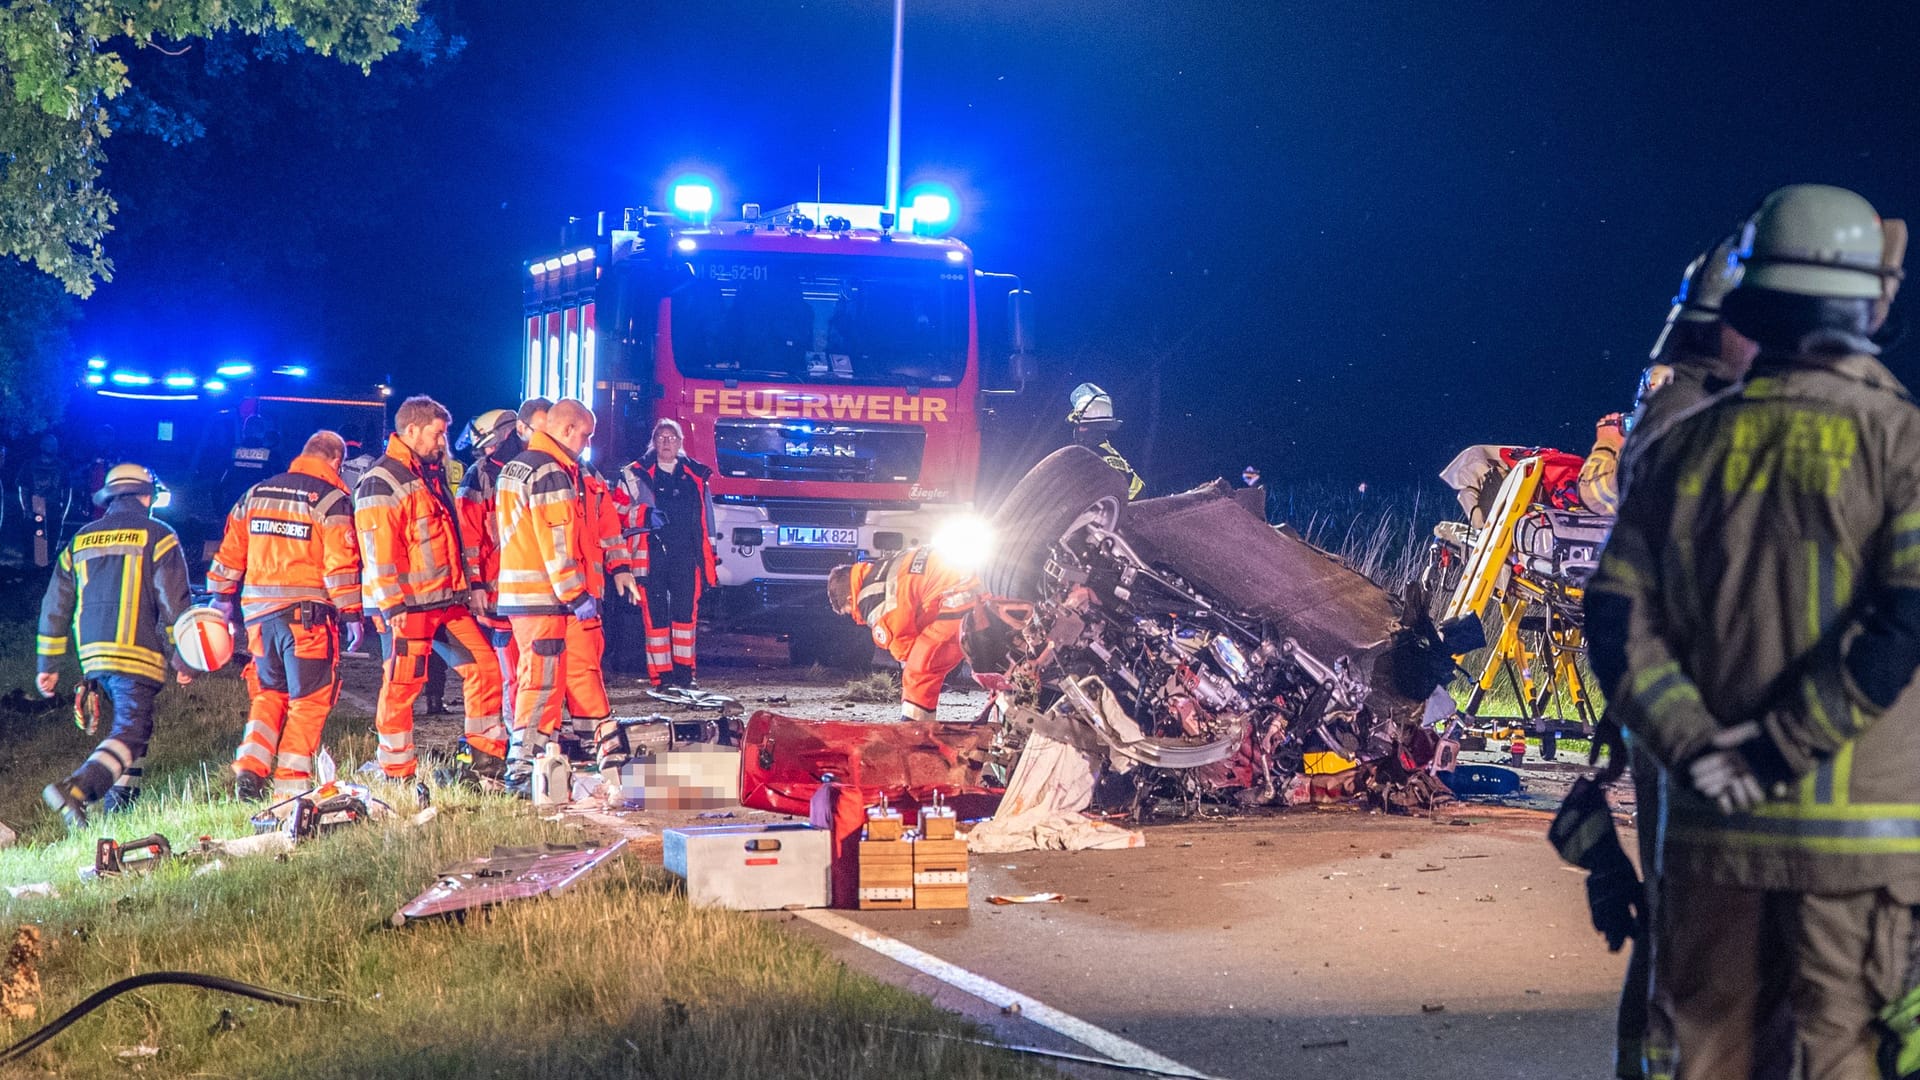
left=930, top=515, right=995, bottom=575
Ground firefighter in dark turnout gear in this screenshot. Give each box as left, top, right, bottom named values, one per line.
left=1065, top=382, right=1143, bottom=500
left=1588, top=184, right=1920, bottom=1080
left=616, top=419, right=717, bottom=688
left=37, top=463, right=193, bottom=829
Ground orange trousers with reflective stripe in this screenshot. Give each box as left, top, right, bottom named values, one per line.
left=236, top=611, right=339, bottom=792
left=508, top=614, right=609, bottom=764
left=899, top=616, right=965, bottom=723
left=376, top=606, right=505, bottom=777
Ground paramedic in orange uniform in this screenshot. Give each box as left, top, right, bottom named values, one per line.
left=826, top=547, right=979, bottom=722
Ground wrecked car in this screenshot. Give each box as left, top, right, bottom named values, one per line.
left=963, top=446, right=1459, bottom=816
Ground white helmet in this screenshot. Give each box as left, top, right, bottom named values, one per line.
left=174, top=607, right=235, bottom=673
left=1065, top=382, right=1118, bottom=426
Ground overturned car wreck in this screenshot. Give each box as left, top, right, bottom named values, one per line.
left=964, top=447, right=1460, bottom=817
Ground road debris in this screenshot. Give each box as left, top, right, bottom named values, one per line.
left=391, top=840, right=629, bottom=927
left=1301, top=1038, right=1349, bottom=1050
left=1422, top=1002, right=1447, bottom=1013
left=988, top=893, right=1065, bottom=905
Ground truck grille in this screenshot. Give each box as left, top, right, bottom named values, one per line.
left=762, top=548, right=857, bottom=576
left=715, top=420, right=925, bottom=485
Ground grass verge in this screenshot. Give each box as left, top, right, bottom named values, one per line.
left=0, top=670, right=1051, bottom=1079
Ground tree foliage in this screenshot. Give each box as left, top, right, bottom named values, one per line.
left=0, top=259, right=76, bottom=433
left=0, top=0, right=422, bottom=297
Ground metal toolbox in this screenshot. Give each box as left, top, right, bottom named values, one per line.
left=662, top=823, right=831, bottom=911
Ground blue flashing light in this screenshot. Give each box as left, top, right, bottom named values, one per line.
left=84, top=373, right=104, bottom=386
left=215, top=361, right=253, bottom=378
left=272, top=365, right=309, bottom=377
left=110, top=371, right=154, bottom=387
left=670, top=175, right=718, bottom=219
left=86, top=356, right=107, bottom=371
left=163, top=374, right=197, bottom=388
left=202, top=378, right=228, bottom=393
left=905, top=183, right=960, bottom=236
left=945, top=249, right=966, bottom=263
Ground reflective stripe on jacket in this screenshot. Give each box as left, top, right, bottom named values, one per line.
left=495, top=430, right=590, bottom=616
left=208, top=455, right=361, bottom=623
left=848, top=547, right=978, bottom=662
left=354, top=436, right=469, bottom=619
left=38, top=503, right=193, bottom=683
left=1588, top=352, right=1920, bottom=892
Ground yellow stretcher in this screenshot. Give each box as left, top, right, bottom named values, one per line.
left=1438, top=457, right=1605, bottom=749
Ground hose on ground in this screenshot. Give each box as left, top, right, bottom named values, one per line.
left=0, top=971, right=332, bottom=1065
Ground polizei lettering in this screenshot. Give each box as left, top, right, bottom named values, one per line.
left=690, top=388, right=950, bottom=423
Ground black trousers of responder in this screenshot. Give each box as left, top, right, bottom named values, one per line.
left=642, top=543, right=701, bottom=685
left=66, top=674, right=160, bottom=808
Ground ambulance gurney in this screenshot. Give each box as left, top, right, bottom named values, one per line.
left=1426, top=451, right=1613, bottom=751
left=962, top=447, right=1457, bottom=817
left=737, top=711, right=1002, bottom=821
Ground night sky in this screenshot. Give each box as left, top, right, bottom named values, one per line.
left=75, top=0, right=1920, bottom=497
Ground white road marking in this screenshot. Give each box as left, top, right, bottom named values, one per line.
left=795, top=908, right=1220, bottom=1080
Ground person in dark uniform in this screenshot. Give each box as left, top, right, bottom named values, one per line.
left=616, top=419, right=717, bottom=689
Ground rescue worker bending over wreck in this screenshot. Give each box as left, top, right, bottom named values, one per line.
left=1066, top=382, right=1143, bottom=500
left=826, top=546, right=978, bottom=723
left=208, top=430, right=363, bottom=800
left=1587, top=183, right=1920, bottom=1080
left=37, top=464, right=194, bottom=829
left=496, top=399, right=619, bottom=796
left=356, top=395, right=505, bottom=781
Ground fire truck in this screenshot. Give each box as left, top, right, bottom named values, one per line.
left=522, top=186, right=1033, bottom=665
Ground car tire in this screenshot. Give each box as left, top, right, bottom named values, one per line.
left=984, top=445, right=1130, bottom=601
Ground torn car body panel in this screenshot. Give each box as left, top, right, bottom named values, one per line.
left=390, top=841, right=629, bottom=927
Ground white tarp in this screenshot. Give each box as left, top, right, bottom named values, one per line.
left=966, top=712, right=1144, bottom=853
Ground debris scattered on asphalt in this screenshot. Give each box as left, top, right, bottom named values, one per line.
left=1301, top=1038, right=1350, bottom=1049
left=988, top=893, right=1064, bottom=905
left=758, top=694, right=789, bottom=705
left=1416, top=864, right=1445, bottom=872
left=1444, top=853, right=1491, bottom=860
left=391, top=840, right=629, bottom=927
left=1422, top=1002, right=1446, bottom=1013
left=1001, top=1002, right=1022, bottom=1015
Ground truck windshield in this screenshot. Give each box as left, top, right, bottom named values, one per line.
left=669, top=252, right=969, bottom=386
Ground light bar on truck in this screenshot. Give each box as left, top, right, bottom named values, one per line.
left=110, top=371, right=153, bottom=387
left=215, top=361, right=253, bottom=378
left=86, top=356, right=107, bottom=371
left=163, top=373, right=197, bottom=388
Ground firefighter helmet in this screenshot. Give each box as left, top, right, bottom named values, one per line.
left=1736, top=184, right=1895, bottom=300
left=1065, top=382, right=1119, bottom=426
left=456, top=408, right=519, bottom=454
left=174, top=606, right=235, bottom=673
left=1650, top=235, right=1745, bottom=359
left=92, top=463, right=156, bottom=507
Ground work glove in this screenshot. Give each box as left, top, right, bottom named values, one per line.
left=465, top=587, right=488, bottom=619
left=570, top=594, right=601, bottom=623
left=209, top=594, right=239, bottom=624
left=613, top=570, right=642, bottom=605
left=1586, top=862, right=1643, bottom=952
left=1687, top=722, right=1774, bottom=814
left=343, top=619, right=365, bottom=654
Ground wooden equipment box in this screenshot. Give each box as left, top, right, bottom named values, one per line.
left=857, top=839, right=915, bottom=910
left=912, top=837, right=969, bottom=910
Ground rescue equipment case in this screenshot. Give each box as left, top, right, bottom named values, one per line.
left=663, top=823, right=831, bottom=910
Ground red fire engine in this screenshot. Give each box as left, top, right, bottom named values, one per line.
left=522, top=188, right=1033, bottom=663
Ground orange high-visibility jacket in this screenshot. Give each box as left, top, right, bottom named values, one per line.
left=455, top=444, right=517, bottom=612
left=353, top=436, right=470, bottom=620
left=848, top=547, right=979, bottom=661
left=580, top=461, right=632, bottom=598
left=209, top=454, right=362, bottom=623
left=495, top=430, right=591, bottom=616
